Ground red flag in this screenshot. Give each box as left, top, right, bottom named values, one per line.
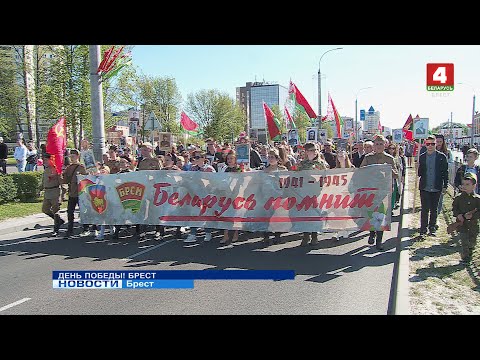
left=402, top=114, right=414, bottom=141
left=46, top=117, right=67, bottom=174
left=263, top=102, right=281, bottom=140
left=103, top=46, right=124, bottom=73
left=402, top=114, right=413, bottom=131
left=97, top=46, right=114, bottom=73
left=404, top=130, right=414, bottom=141
left=284, top=106, right=296, bottom=129
left=327, top=94, right=343, bottom=137
left=180, top=111, right=199, bottom=132
left=289, top=81, right=317, bottom=119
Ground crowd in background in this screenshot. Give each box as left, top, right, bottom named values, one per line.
left=4, top=131, right=479, bottom=258
left=57, top=133, right=404, bottom=249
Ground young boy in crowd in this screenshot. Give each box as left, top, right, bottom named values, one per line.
left=452, top=173, right=480, bottom=263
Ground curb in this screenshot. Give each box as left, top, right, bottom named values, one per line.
left=2, top=209, right=68, bottom=235
left=393, top=169, right=412, bottom=315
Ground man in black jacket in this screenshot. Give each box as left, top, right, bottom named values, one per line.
left=418, top=135, right=449, bottom=236
left=0, top=137, right=7, bottom=174
left=351, top=141, right=365, bottom=168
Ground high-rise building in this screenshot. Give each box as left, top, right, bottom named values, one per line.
left=236, top=81, right=288, bottom=143
left=236, top=82, right=253, bottom=125
left=364, top=106, right=381, bottom=136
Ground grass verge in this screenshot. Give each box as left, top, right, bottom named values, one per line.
left=406, top=168, right=480, bottom=314
left=7, top=156, right=16, bottom=165
left=0, top=198, right=67, bottom=221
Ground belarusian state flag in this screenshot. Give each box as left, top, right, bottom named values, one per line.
left=289, top=81, right=317, bottom=120
left=284, top=106, right=296, bottom=129
left=328, top=94, right=343, bottom=138
left=263, top=102, right=281, bottom=140
left=180, top=111, right=199, bottom=135
left=402, top=114, right=414, bottom=141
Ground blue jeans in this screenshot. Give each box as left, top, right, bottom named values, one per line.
left=16, top=160, right=26, bottom=172
left=25, top=163, right=37, bottom=172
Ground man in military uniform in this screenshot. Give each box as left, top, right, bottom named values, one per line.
left=135, top=142, right=164, bottom=240
left=360, top=134, right=398, bottom=251
left=296, top=142, right=328, bottom=246
left=452, top=173, right=480, bottom=263
left=41, top=153, right=65, bottom=236
left=105, top=145, right=122, bottom=174
left=62, top=149, right=88, bottom=238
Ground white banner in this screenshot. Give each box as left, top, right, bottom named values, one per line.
left=78, top=165, right=393, bottom=233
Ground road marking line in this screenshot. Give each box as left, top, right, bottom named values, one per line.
left=0, top=298, right=31, bottom=312
left=123, top=239, right=176, bottom=260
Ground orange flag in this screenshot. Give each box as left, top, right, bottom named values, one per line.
left=46, top=117, right=67, bottom=174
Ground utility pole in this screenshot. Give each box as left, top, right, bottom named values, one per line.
left=89, top=45, right=105, bottom=163
left=450, top=112, right=453, bottom=145
left=471, top=94, right=476, bottom=147
left=317, top=47, right=343, bottom=131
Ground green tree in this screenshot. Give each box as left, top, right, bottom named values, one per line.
left=150, top=76, right=182, bottom=135
left=0, top=46, right=21, bottom=140
left=186, top=89, right=246, bottom=143
left=44, top=45, right=88, bottom=148
left=293, top=108, right=314, bottom=144
left=102, top=45, right=136, bottom=133
left=322, top=121, right=334, bottom=139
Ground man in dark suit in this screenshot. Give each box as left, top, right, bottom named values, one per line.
left=351, top=141, right=365, bottom=168
left=418, top=135, right=448, bottom=236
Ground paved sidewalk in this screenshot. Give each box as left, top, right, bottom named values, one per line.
left=393, top=169, right=412, bottom=315
left=1, top=208, right=68, bottom=235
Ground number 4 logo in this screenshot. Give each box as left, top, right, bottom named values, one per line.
left=427, top=63, right=454, bottom=91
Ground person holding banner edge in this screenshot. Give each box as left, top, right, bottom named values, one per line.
left=360, top=135, right=398, bottom=251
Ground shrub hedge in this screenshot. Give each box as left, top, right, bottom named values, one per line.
left=0, top=171, right=44, bottom=204
left=0, top=174, right=17, bottom=204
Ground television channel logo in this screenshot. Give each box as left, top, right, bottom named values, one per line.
left=426, top=63, right=454, bottom=91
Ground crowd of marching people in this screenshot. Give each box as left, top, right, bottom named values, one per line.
left=39, top=133, right=405, bottom=251
left=37, top=132, right=479, bottom=258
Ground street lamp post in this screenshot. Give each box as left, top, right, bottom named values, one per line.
left=355, top=87, right=372, bottom=141
left=89, top=45, right=106, bottom=163
left=458, top=82, right=476, bottom=147
left=317, top=47, right=343, bottom=130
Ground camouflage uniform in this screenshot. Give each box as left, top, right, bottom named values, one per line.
left=297, top=158, right=328, bottom=171
left=105, top=159, right=122, bottom=174
left=452, top=191, right=480, bottom=261
left=136, top=157, right=161, bottom=171
left=296, top=156, right=327, bottom=245
left=42, top=165, right=64, bottom=234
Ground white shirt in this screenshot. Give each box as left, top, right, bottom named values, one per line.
left=14, top=145, right=27, bottom=161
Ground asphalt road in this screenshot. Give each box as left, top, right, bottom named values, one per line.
left=0, top=208, right=402, bottom=315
